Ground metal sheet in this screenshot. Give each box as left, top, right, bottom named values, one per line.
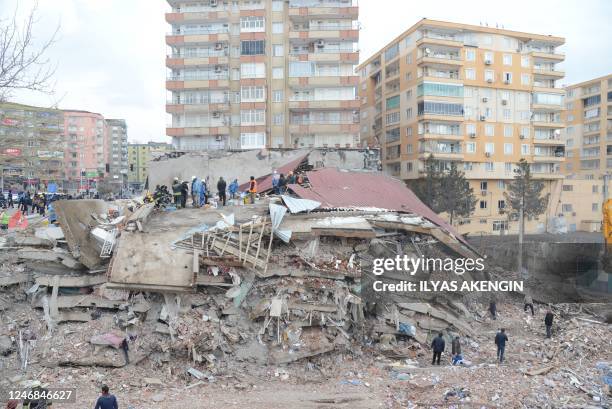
left=281, top=195, right=321, bottom=214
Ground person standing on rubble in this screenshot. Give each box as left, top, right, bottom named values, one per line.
left=217, top=176, right=227, bottom=206
left=180, top=180, right=189, bottom=209
left=431, top=332, right=445, bottom=365
left=7, top=189, right=13, bottom=208
left=272, top=170, right=280, bottom=194
left=190, top=176, right=200, bottom=208
left=288, top=171, right=296, bottom=185
left=495, top=328, right=508, bottom=363
left=451, top=336, right=462, bottom=364
left=489, top=297, right=497, bottom=320
left=93, top=384, right=118, bottom=409
left=229, top=178, right=238, bottom=200
left=200, top=176, right=207, bottom=206
left=524, top=293, right=534, bottom=316
left=171, top=177, right=182, bottom=207
left=278, top=173, right=287, bottom=195
left=248, top=176, right=257, bottom=204
left=544, top=310, right=554, bottom=338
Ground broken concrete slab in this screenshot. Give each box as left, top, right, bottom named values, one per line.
left=35, top=274, right=107, bottom=287
left=33, top=294, right=150, bottom=312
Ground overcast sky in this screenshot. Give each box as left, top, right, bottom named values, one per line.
left=3, top=0, right=611, bottom=143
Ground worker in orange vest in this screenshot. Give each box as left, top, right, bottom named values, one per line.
left=248, top=176, right=257, bottom=204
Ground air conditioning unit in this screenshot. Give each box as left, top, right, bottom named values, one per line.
left=484, top=59, right=492, bottom=65
left=519, top=134, right=525, bottom=139
left=479, top=116, right=486, bottom=121
left=212, top=111, right=220, bottom=118
left=486, top=78, right=493, bottom=83
left=481, top=190, right=487, bottom=196
left=214, top=43, right=223, bottom=51
left=469, top=133, right=476, bottom=138
left=485, top=152, right=491, bottom=157
left=316, top=40, right=325, bottom=48
left=501, top=99, right=508, bottom=105
left=572, top=212, right=576, bottom=217
left=214, top=65, right=222, bottom=73
left=215, top=135, right=222, bottom=141
left=482, top=97, right=488, bottom=103
left=210, top=0, right=218, bottom=7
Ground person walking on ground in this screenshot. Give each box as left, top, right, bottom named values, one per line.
left=190, top=176, right=199, bottom=208
left=171, top=177, right=182, bottom=207
left=451, top=336, right=462, bottom=364
left=431, top=332, right=445, bottom=365
left=248, top=176, right=257, bottom=204
left=524, top=293, right=534, bottom=316
left=229, top=179, right=238, bottom=200
left=278, top=173, right=287, bottom=195
left=544, top=310, right=554, bottom=338
left=94, top=384, right=118, bottom=409
left=217, top=177, right=227, bottom=207
left=180, top=180, right=188, bottom=209
left=495, top=328, right=508, bottom=363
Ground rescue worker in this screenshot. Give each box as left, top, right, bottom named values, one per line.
left=171, top=177, right=182, bottom=207
left=495, top=328, right=508, bottom=363
left=248, top=176, right=257, bottom=204
left=190, top=176, right=199, bottom=208
left=451, top=336, right=462, bottom=364
left=228, top=179, right=239, bottom=200
left=180, top=180, right=189, bottom=209
left=544, top=310, right=554, bottom=338
left=431, top=332, right=445, bottom=365
left=524, top=293, right=534, bottom=316
left=271, top=170, right=280, bottom=194
left=278, top=173, right=287, bottom=195
left=1, top=210, right=9, bottom=230
left=287, top=171, right=296, bottom=185
left=200, top=176, right=207, bottom=206
left=217, top=176, right=227, bottom=207
left=93, top=384, right=118, bottom=409
left=7, top=189, right=13, bottom=208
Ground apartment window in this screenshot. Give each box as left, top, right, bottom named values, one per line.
left=484, top=51, right=494, bottom=64
left=241, top=86, right=265, bottom=101
left=504, top=125, right=513, bottom=137
left=593, top=203, right=599, bottom=211
left=521, top=74, right=530, bottom=85
left=406, top=108, right=413, bottom=119
left=562, top=184, right=573, bottom=191
left=232, top=68, right=241, bottom=80
left=466, top=142, right=476, bottom=153
left=562, top=204, right=573, bottom=213
left=406, top=89, right=412, bottom=99
left=466, top=123, right=476, bottom=135
left=593, top=185, right=599, bottom=193
left=498, top=180, right=505, bottom=189
left=498, top=200, right=506, bottom=209
left=485, top=142, right=494, bottom=154
left=272, top=67, right=284, bottom=79
left=465, top=49, right=475, bottom=61
left=485, top=124, right=494, bottom=136
left=273, top=90, right=283, bottom=102
left=240, top=16, right=264, bottom=31
left=480, top=200, right=487, bottom=209
left=406, top=126, right=412, bottom=136
left=505, top=162, right=512, bottom=173
left=272, top=0, right=283, bottom=11
left=240, top=63, right=265, bottom=78
left=240, top=109, right=265, bottom=125
left=386, top=112, right=400, bottom=124
left=521, top=127, right=530, bottom=138
left=273, top=44, right=284, bottom=56
left=406, top=144, right=413, bottom=153
left=480, top=181, right=488, bottom=191
left=386, top=95, right=400, bottom=109
left=503, top=72, right=512, bottom=84
left=521, top=56, right=530, bottom=68
left=503, top=54, right=512, bottom=65
left=407, top=162, right=413, bottom=172
left=485, top=162, right=495, bottom=171
left=406, top=54, right=412, bottom=64
left=417, top=101, right=464, bottom=116
left=241, top=132, right=266, bottom=149
left=272, top=22, right=284, bottom=34
left=503, top=109, right=512, bottom=120
left=405, top=72, right=412, bottom=81
left=567, top=114, right=574, bottom=121
left=241, top=40, right=265, bottom=55
left=465, top=68, right=475, bottom=80
left=384, top=43, right=399, bottom=61
left=273, top=113, right=284, bottom=125
left=521, top=144, right=530, bottom=155
left=504, top=143, right=513, bottom=155
left=484, top=70, right=494, bottom=82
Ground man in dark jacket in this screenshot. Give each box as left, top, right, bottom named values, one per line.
left=180, top=180, right=189, bottom=208
left=171, top=178, right=182, bottom=207
left=495, top=328, right=508, bottom=363
left=278, top=173, right=287, bottom=194
left=431, top=332, right=445, bottom=365
left=217, top=177, right=227, bottom=206
left=544, top=311, right=554, bottom=338
left=94, top=384, right=118, bottom=409
left=451, top=336, right=461, bottom=357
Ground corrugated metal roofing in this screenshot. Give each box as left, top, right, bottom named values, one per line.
left=238, top=153, right=309, bottom=193
left=281, top=195, right=321, bottom=214
left=287, top=167, right=468, bottom=245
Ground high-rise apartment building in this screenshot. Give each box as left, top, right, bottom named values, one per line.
left=358, top=19, right=566, bottom=234
left=165, top=0, right=360, bottom=151
left=105, top=119, right=129, bottom=191
left=563, top=74, right=612, bottom=178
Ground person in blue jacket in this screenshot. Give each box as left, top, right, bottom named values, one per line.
left=228, top=179, right=239, bottom=200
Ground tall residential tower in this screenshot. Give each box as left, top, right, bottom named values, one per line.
left=165, top=0, right=360, bottom=151
left=358, top=19, right=566, bottom=234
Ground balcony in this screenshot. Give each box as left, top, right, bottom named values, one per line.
left=533, top=67, right=565, bottom=79
left=288, top=98, right=360, bottom=110
left=533, top=136, right=565, bottom=146
left=288, top=1, right=358, bottom=19
left=166, top=125, right=230, bottom=137
left=416, top=34, right=463, bottom=49
left=288, top=75, right=358, bottom=87
left=289, top=28, right=358, bottom=41
left=166, top=53, right=229, bottom=67
left=166, top=31, right=229, bottom=45
left=418, top=132, right=463, bottom=141
left=289, top=121, right=359, bottom=134
left=165, top=10, right=230, bottom=23
left=530, top=50, right=565, bottom=62
left=166, top=78, right=230, bottom=90
left=166, top=101, right=230, bottom=114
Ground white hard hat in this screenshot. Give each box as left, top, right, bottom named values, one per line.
left=192, top=176, right=196, bottom=179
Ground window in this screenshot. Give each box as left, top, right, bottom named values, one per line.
left=406, top=144, right=413, bottom=153
left=498, top=200, right=506, bottom=209
left=485, top=124, right=494, bottom=136
left=407, top=162, right=413, bottom=172
left=240, top=63, right=265, bottom=78
left=505, top=162, right=512, bottom=173
left=466, top=123, right=476, bottom=135
left=272, top=0, right=283, bottom=11
left=503, top=54, right=512, bottom=65
left=521, top=144, right=530, bottom=155
left=480, top=181, right=488, bottom=191
left=485, top=162, right=495, bottom=171
left=521, top=74, right=530, bottom=85
left=406, top=54, right=412, bottom=64
left=386, top=95, right=400, bottom=109
left=406, top=90, right=412, bottom=99
left=562, top=204, right=573, bottom=213
left=497, top=180, right=505, bottom=189
left=521, top=127, right=529, bottom=138
left=273, top=90, right=283, bottom=102
left=406, top=108, right=413, bottom=119
left=592, top=203, right=599, bottom=211
left=493, top=220, right=509, bottom=231
left=384, top=43, right=399, bottom=61
left=405, top=72, right=412, bottom=81
left=465, top=49, right=475, bottom=61
left=241, top=86, right=265, bottom=101
left=273, top=113, right=284, bottom=125
left=241, top=109, right=265, bottom=125
left=484, top=70, right=494, bottom=82
left=465, top=68, right=475, bottom=80
left=386, top=111, right=400, bottom=124
left=417, top=82, right=463, bottom=98
left=272, top=22, right=284, bottom=34
left=466, top=142, right=476, bottom=153
left=240, top=16, right=264, bottom=32
left=241, top=40, right=265, bottom=55
left=562, top=184, right=573, bottom=191
left=504, top=125, right=513, bottom=137
left=504, top=143, right=513, bottom=155
left=503, top=72, right=512, bottom=84
left=503, top=109, right=512, bottom=120
left=593, top=185, right=599, bottom=193
left=485, top=142, right=494, bottom=154
left=273, top=44, right=284, bottom=56
left=406, top=126, right=412, bottom=136
left=232, top=68, right=241, bottom=80
left=484, top=51, right=493, bottom=63
left=417, top=101, right=464, bottom=116
left=272, top=67, right=284, bottom=79
left=480, top=200, right=487, bottom=209
left=521, top=56, right=530, bottom=68
left=241, top=132, right=266, bottom=149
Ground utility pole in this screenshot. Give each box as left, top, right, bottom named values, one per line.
left=518, top=194, right=525, bottom=278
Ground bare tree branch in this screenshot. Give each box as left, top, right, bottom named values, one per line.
left=0, top=1, right=59, bottom=102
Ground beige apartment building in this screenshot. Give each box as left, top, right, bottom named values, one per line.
left=165, top=0, right=360, bottom=151
left=358, top=19, right=566, bottom=235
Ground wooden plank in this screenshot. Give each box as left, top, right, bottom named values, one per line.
left=35, top=274, right=107, bottom=287
left=211, top=240, right=266, bottom=269
left=192, top=250, right=199, bottom=274
left=252, top=217, right=266, bottom=267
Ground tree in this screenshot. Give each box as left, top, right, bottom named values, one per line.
left=410, top=155, right=442, bottom=212
left=504, top=159, right=550, bottom=274
left=439, top=163, right=477, bottom=225
left=0, top=2, right=58, bottom=102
